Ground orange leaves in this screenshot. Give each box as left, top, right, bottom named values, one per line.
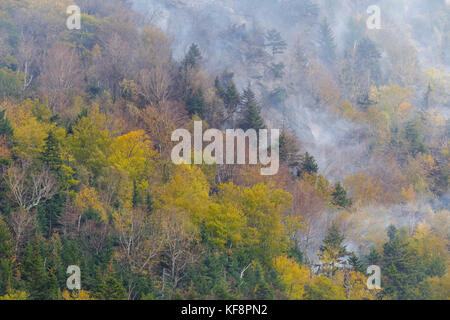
left=401, top=184, right=416, bottom=204
left=344, top=173, right=386, bottom=206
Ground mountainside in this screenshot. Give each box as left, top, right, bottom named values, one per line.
left=0, top=0, right=448, bottom=300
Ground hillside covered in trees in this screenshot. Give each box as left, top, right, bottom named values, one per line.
left=0, top=0, right=448, bottom=300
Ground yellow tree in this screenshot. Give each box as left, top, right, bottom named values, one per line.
left=67, top=106, right=112, bottom=176
left=273, top=255, right=310, bottom=299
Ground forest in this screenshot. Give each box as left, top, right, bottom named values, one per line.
left=0, top=0, right=448, bottom=300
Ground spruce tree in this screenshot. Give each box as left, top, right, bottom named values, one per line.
left=365, top=247, right=381, bottom=265
left=299, top=152, right=318, bottom=175
left=214, top=76, right=225, bottom=99
left=331, top=182, right=351, bottom=208
left=22, top=240, right=58, bottom=300
left=265, top=29, right=287, bottom=56
left=98, top=276, right=126, bottom=300
left=348, top=252, right=364, bottom=273
left=319, top=222, right=349, bottom=275
left=41, top=130, right=62, bottom=170
left=223, top=81, right=240, bottom=113
left=240, top=86, right=265, bottom=131
left=382, top=225, right=419, bottom=299
left=185, top=87, right=206, bottom=118
left=182, top=43, right=202, bottom=70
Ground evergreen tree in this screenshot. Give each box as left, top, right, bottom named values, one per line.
left=382, top=225, right=420, bottom=299
left=319, top=222, right=349, bottom=275
left=240, top=86, right=265, bottom=131
left=299, top=152, right=318, bottom=175
left=97, top=276, right=126, bottom=300
left=348, top=252, right=364, bottom=273
left=405, top=119, right=427, bottom=155
left=265, top=29, right=287, bottom=56
left=22, top=240, right=58, bottom=300
left=185, top=87, right=206, bottom=118
left=223, top=81, right=240, bottom=113
left=41, top=130, right=63, bottom=169
left=331, top=182, right=352, bottom=208
left=214, top=76, right=225, bottom=99
left=365, top=247, right=381, bottom=265
left=182, top=43, right=202, bottom=70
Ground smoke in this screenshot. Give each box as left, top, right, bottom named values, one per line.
left=130, top=0, right=449, bottom=259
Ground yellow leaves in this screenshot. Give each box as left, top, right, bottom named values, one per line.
left=425, top=68, right=450, bottom=89
left=62, top=289, right=96, bottom=300
left=273, top=255, right=310, bottom=300
left=214, top=182, right=293, bottom=260
left=205, top=202, right=246, bottom=249
left=338, top=100, right=365, bottom=121
left=304, top=274, right=346, bottom=300
left=410, top=221, right=447, bottom=265
left=301, top=172, right=332, bottom=203
left=0, top=290, right=28, bottom=300
left=284, top=215, right=306, bottom=238
left=74, top=185, right=106, bottom=221
left=109, top=130, right=156, bottom=181
left=68, top=106, right=112, bottom=174
left=156, top=164, right=210, bottom=224
left=397, top=102, right=412, bottom=117
left=4, top=99, right=55, bottom=157
left=427, top=272, right=450, bottom=300
left=401, top=184, right=416, bottom=203
left=344, top=173, right=386, bottom=206
left=413, top=222, right=432, bottom=241
left=335, top=270, right=375, bottom=300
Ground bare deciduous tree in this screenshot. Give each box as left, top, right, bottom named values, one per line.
left=137, top=65, right=172, bottom=106
left=3, top=159, right=58, bottom=211
left=8, top=209, right=36, bottom=259
left=113, top=208, right=162, bottom=299
left=38, top=43, right=82, bottom=113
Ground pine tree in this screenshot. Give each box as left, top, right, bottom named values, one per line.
left=22, top=240, right=58, bottom=300
left=348, top=252, right=364, bottom=273
left=365, top=247, right=381, bottom=265
left=240, top=86, right=265, bottom=131
left=382, top=225, right=419, bottom=299
left=41, top=130, right=62, bottom=170
left=223, top=81, right=240, bottom=113
left=265, top=29, right=287, bottom=56
left=214, top=76, right=225, bottom=99
left=182, top=43, right=202, bottom=70
left=320, top=222, right=348, bottom=259
left=331, top=182, right=352, bottom=208
left=98, top=276, right=126, bottom=300
left=319, top=222, right=349, bottom=275
left=299, top=152, right=318, bottom=175
left=185, top=87, right=206, bottom=118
